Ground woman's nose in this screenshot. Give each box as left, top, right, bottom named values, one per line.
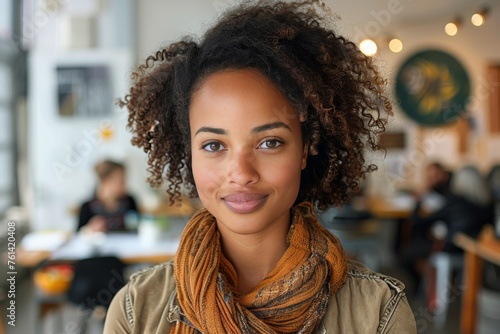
left=226, top=149, right=259, bottom=186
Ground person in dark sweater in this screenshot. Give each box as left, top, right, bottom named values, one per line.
left=78, top=160, right=139, bottom=232
left=421, top=161, right=452, bottom=197
left=402, top=165, right=495, bottom=294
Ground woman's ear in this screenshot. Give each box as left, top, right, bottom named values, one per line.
left=301, top=143, right=308, bottom=170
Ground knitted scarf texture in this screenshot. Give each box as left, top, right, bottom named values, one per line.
left=172, top=202, right=347, bottom=333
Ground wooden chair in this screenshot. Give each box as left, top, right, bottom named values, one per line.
left=454, top=224, right=500, bottom=334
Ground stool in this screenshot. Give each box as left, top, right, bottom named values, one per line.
left=427, top=252, right=463, bottom=328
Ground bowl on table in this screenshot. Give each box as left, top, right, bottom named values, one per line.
left=34, top=264, right=74, bottom=295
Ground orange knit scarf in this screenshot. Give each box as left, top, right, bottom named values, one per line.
left=172, top=202, right=347, bottom=333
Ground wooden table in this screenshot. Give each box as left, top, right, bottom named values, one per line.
left=45, top=231, right=181, bottom=264
left=15, top=249, right=53, bottom=268
left=367, top=196, right=413, bottom=220
left=17, top=219, right=190, bottom=268
left=367, top=196, right=417, bottom=254
left=27, top=232, right=181, bottom=334
left=16, top=230, right=73, bottom=268
left=454, top=225, right=500, bottom=334
left=17, top=240, right=176, bottom=268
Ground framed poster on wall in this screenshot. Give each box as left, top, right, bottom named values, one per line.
left=56, top=65, right=111, bottom=117
left=395, top=49, right=471, bottom=127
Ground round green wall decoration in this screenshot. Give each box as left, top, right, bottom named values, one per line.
left=395, top=49, right=471, bottom=126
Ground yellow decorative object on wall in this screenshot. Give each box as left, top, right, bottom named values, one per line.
left=395, top=49, right=471, bottom=127
left=100, top=125, right=115, bottom=141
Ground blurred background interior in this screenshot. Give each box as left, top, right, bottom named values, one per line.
left=1, top=0, right=500, bottom=333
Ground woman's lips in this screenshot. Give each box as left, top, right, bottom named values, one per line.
left=222, top=193, right=268, bottom=214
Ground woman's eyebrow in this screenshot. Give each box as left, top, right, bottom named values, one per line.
left=195, top=127, right=227, bottom=136
left=251, top=122, right=291, bottom=134
left=194, top=122, right=291, bottom=137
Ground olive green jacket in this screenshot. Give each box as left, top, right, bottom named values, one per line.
left=104, top=260, right=417, bottom=333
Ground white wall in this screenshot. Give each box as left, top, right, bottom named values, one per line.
left=27, top=0, right=156, bottom=231
left=136, top=0, right=224, bottom=59
left=28, top=50, right=153, bottom=231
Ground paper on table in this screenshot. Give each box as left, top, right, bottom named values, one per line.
left=50, top=233, right=181, bottom=261
left=50, top=234, right=96, bottom=260
left=20, top=230, right=71, bottom=252
left=386, top=194, right=415, bottom=210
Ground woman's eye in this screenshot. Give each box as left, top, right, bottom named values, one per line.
left=259, top=139, right=282, bottom=149
left=202, top=142, right=225, bottom=152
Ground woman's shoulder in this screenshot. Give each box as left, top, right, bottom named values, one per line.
left=345, top=260, right=405, bottom=290
left=338, top=259, right=407, bottom=307
left=124, top=193, right=137, bottom=202
left=126, top=259, right=411, bottom=302
left=125, top=260, right=176, bottom=311
left=112, top=259, right=415, bottom=333
left=128, top=260, right=175, bottom=292
left=79, top=198, right=95, bottom=209
left=108, top=260, right=177, bottom=333
left=322, top=259, right=416, bottom=333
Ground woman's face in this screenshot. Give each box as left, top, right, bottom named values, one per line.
left=189, top=69, right=307, bottom=236
left=101, top=168, right=126, bottom=199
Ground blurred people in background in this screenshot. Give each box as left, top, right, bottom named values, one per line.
left=401, top=165, right=495, bottom=295
left=411, top=162, right=453, bottom=214
left=422, top=161, right=452, bottom=197
left=78, top=160, right=139, bottom=232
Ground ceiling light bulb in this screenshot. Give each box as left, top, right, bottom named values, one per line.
left=359, top=39, right=377, bottom=56
left=445, top=18, right=461, bottom=36
left=471, top=14, right=484, bottom=26
left=389, top=38, right=403, bottom=53
left=445, top=23, right=458, bottom=36
left=471, top=8, right=489, bottom=27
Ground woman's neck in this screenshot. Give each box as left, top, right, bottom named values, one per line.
left=96, top=188, right=119, bottom=210
left=218, top=212, right=291, bottom=295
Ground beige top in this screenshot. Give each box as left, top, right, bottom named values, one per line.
left=104, top=260, right=417, bottom=333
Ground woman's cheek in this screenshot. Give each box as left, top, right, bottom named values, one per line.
left=193, top=161, right=223, bottom=198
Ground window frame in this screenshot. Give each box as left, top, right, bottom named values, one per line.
left=0, top=0, right=22, bottom=218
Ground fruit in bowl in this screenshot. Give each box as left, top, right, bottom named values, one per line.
left=34, top=264, right=74, bottom=295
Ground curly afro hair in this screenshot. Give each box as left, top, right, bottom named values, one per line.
left=120, top=0, right=392, bottom=210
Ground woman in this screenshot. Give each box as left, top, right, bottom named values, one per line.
left=104, top=1, right=416, bottom=333
left=78, top=160, right=138, bottom=232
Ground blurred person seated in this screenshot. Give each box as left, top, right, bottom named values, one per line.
left=414, top=162, right=453, bottom=213
left=78, top=160, right=139, bottom=233
left=423, top=161, right=452, bottom=197
left=401, top=165, right=495, bottom=295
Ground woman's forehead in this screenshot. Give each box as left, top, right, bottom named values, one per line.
left=189, top=69, right=300, bottom=128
